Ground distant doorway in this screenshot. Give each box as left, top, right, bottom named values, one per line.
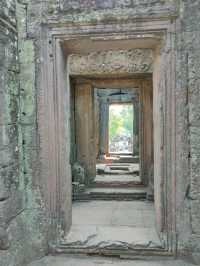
left=109, top=103, right=134, bottom=154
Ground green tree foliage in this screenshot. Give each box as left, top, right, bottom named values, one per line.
left=109, top=104, right=134, bottom=140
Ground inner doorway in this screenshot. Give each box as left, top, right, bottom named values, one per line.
left=65, top=78, right=162, bottom=255
left=40, top=22, right=178, bottom=256
left=109, top=103, right=134, bottom=154
left=95, top=87, right=141, bottom=192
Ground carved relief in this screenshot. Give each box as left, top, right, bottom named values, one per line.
left=69, top=49, right=154, bottom=75
left=61, top=0, right=169, bottom=11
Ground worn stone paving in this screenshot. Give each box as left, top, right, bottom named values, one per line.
left=61, top=225, right=162, bottom=250
left=72, top=201, right=155, bottom=227
left=60, top=201, right=161, bottom=250
left=95, top=174, right=141, bottom=184
left=96, top=163, right=140, bottom=174
left=28, top=255, right=195, bottom=266
left=87, top=187, right=146, bottom=194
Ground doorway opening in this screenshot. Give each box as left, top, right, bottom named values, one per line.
left=63, top=77, right=163, bottom=256
left=94, top=87, right=141, bottom=192
left=109, top=103, right=134, bottom=154
left=39, top=21, right=178, bottom=256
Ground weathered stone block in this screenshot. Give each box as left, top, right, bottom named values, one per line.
left=0, top=125, right=18, bottom=148
left=132, top=0, right=166, bottom=6
left=6, top=208, right=48, bottom=266
left=0, top=191, right=23, bottom=227
left=114, top=0, right=132, bottom=8
left=0, top=92, right=19, bottom=125
left=62, top=0, right=115, bottom=10
left=0, top=177, right=9, bottom=202
left=95, top=0, right=114, bottom=9
left=6, top=71, right=19, bottom=97
left=0, top=227, right=9, bottom=250
left=0, top=164, right=19, bottom=190
left=0, top=148, right=15, bottom=168
left=192, top=252, right=200, bottom=265
left=180, top=1, right=200, bottom=31
left=0, top=0, right=16, bottom=25
left=62, top=0, right=96, bottom=10
left=20, top=125, right=38, bottom=149
left=19, top=40, right=35, bottom=125
left=22, top=147, right=39, bottom=184
left=61, top=0, right=171, bottom=11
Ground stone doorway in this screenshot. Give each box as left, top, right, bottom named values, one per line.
left=60, top=74, right=161, bottom=255
left=71, top=78, right=153, bottom=195
left=39, top=18, right=177, bottom=257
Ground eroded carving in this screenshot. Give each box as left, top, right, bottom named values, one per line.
left=68, top=49, right=153, bottom=76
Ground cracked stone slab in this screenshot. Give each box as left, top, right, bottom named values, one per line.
left=62, top=225, right=163, bottom=250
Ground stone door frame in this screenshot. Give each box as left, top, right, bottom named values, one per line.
left=38, top=17, right=177, bottom=252
left=94, top=87, right=140, bottom=158
left=72, top=78, right=152, bottom=186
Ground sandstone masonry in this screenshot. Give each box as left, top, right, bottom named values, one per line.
left=0, top=0, right=200, bottom=265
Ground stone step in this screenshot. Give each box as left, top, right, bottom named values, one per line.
left=50, top=224, right=169, bottom=259
left=73, top=187, right=147, bottom=201
left=92, top=180, right=143, bottom=188
left=93, top=174, right=142, bottom=188
left=51, top=245, right=172, bottom=259
left=28, top=254, right=193, bottom=266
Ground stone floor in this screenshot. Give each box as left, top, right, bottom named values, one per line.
left=72, top=200, right=155, bottom=228
left=60, top=201, right=162, bottom=250
left=93, top=163, right=141, bottom=188
left=29, top=188, right=195, bottom=266
left=95, top=174, right=141, bottom=184
left=74, top=187, right=147, bottom=201
left=28, top=255, right=195, bottom=266
left=86, top=187, right=146, bottom=194
left=96, top=163, right=139, bottom=175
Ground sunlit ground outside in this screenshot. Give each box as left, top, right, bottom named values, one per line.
left=109, top=104, right=133, bottom=153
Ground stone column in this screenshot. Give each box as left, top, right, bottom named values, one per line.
left=140, top=80, right=153, bottom=185
left=75, top=82, right=96, bottom=183
left=133, top=100, right=139, bottom=157
left=99, top=99, right=109, bottom=157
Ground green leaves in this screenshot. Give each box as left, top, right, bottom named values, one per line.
left=109, top=104, right=134, bottom=141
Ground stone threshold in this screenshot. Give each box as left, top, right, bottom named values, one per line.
left=91, top=181, right=143, bottom=188
left=73, top=187, right=147, bottom=201
left=28, top=254, right=194, bottom=266
left=50, top=224, right=167, bottom=259
left=51, top=245, right=172, bottom=259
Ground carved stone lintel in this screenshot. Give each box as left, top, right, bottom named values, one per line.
left=69, top=49, right=153, bottom=75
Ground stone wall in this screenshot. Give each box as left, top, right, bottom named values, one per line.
left=175, top=0, right=200, bottom=258
left=0, top=0, right=200, bottom=265
left=0, top=0, right=19, bottom=253
left=0, top=1, right=48, bottom=265
left=21, top=0, right=199, bottom=258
